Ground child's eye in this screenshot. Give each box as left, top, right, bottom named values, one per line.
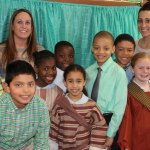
left=44, top=67, right=48, bottom=71
left=16, top=84, right=21, bottom=87
left=104, top=48, right=109, bottom=51
left=127, top=49, right=133, bottom=52
left=68, top=80, right=73, bottom=83
left=139, top=67, right=143, bottom=69
left=60, top=55, right=65, bottom=57
left=94, top=47, right=99, bottom=50
left=53, top=67, right=56, bottom=70
left=69, top=55, right=74, bottom=58
left=147, top=67, right=150, bottom=70
left=77, top=80, right=81, bottom=83
left=118, top=48, right=123, bottom=51
left=28, top=83, right=33, bottom=87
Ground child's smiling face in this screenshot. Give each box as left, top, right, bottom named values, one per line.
left=131, top=58, right=150, bottom=85
left=115, top=41, right=134, bottom=67
left=7, top=74, right=35, bottom=109
left=92, top=37, right=115, bottom=67
left=63, top=70, right=86, bottom=102
left=55, top=46, right=74, bottom=71
left=34, top=58, right=57, bottom=87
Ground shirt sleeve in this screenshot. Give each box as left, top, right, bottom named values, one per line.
left=90, top=105, right=107, bottom=149
left=33, top=102, right=50, bottom=150
left=107, top=71, right=128, bottom=137
left=37, top=44, right=45, bottom=51
left=49, top=104, right=60, bottom=143
left=117, top=94, right=133, bottom=150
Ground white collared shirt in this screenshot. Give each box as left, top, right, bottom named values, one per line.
left=66, top=93, right=88, bottom=104
left=53, top=67, right=66, bottom=92
left=133, top=78, right=150, bottom=92
left=36, top=83, right=55, bottom=90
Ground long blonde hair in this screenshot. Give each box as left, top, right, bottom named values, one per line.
left=2, top=9, right=38, bottom=66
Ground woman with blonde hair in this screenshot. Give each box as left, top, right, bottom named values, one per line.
left=0, top=9, right=44, bottom=77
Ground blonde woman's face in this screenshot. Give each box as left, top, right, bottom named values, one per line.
left=12, top=12, right=32, bottom=42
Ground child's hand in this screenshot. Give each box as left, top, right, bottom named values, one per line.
left=104, top=136, right=114, bottom=150
left=125, top=148, right=128, bottom=150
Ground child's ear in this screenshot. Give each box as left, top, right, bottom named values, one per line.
left=112, top=45, right=115, bottom=53
left=63, top=79, right=67, bottom=87
left=3, top=82, right=10, bottom=93
left=130, top=66, right=134, bottom=74
left=91, top=45, right=94, bottom=52
left=84, top=79, right=87, bottom=86
left=34, top=65, right=38, bottom=74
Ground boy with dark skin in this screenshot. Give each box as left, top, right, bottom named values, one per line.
left=54, top=41, right=74, bottom=92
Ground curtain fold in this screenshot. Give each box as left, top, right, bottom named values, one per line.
left=0, top=0, right=141, bottom=68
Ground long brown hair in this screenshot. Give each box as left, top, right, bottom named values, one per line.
left=2, top=9, right=37, bottom=66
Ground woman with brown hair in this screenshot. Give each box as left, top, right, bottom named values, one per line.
left=0, top=9, right=45, bottom=77
left=135, top=2, right=150, bottom=55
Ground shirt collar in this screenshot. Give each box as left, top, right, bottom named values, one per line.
left=133, top=78, right=150, bottom=92
left=93, top=57, right=113, bottom=72
left=114, top=59, right=131, bottom=71
left=56, top=67, right=64, bottom=75
left=123, top=62, right=131, bottom=71
left=66, top=93, right=88, bottom=104
left=36, top=83, right=55, bottom=89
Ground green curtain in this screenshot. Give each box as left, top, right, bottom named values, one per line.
left=0, top=0, right=141, bottom=68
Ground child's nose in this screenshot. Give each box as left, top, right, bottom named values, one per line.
left=48, top=69, right=53, bottom=74
left=98, top=48, right=104, bottom=53
left=123, top=50, right=128, bottom=55
left=143, top=68, right=148, bottom=73
left=23, top=85, right=29, bottom=93
left=65, top=56, right=69, bottom=61
left=73, top=82, right=77, bottom=87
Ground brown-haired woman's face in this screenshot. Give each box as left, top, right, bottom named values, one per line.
left=12, top=12, right=32, bottom=42
left=138, top=10, right=150, bottom=38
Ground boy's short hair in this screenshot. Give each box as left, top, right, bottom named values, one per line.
left=5, top=60, right=36, bottom=86
left=114, top=34, right=135, bottom=49
left=93, top=31, right=114, bottom=45
left=54, top=41, right=74, bottom=55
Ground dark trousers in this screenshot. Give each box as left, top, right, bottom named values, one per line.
left=104, top=114, right=120, bottom=150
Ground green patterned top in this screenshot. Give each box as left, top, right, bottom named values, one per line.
left=0, top=77, right=5, bottom=95
left=0, top=93, right=50, bottom=150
